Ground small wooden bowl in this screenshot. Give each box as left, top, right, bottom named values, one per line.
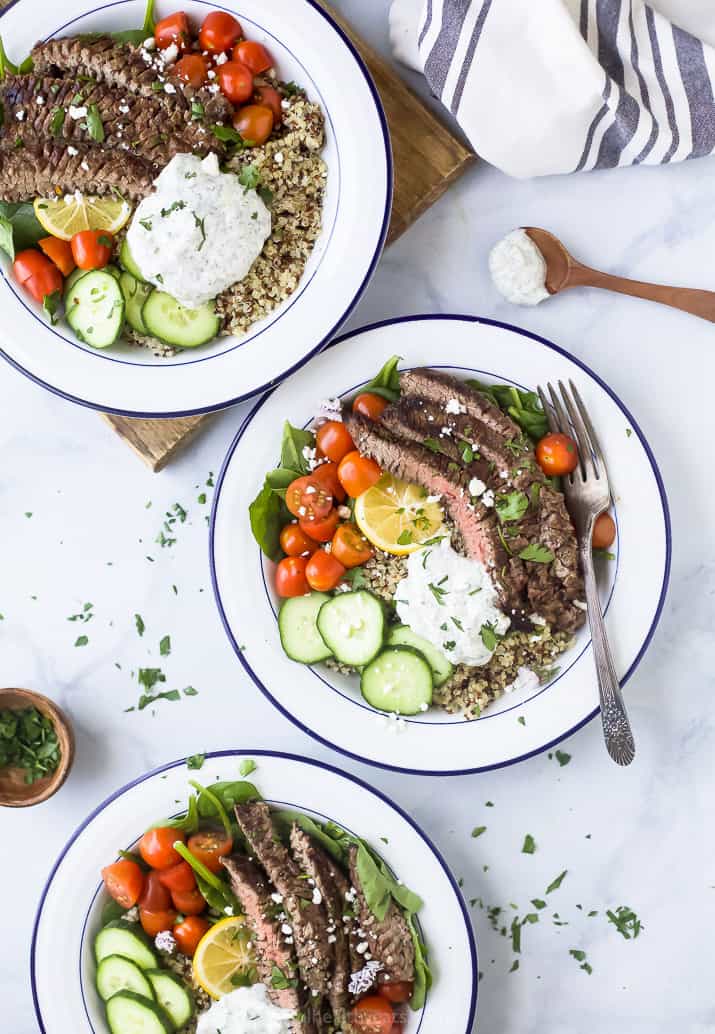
left=0, top=688, right=75, bottom=807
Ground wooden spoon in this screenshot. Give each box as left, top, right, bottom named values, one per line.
left=525, top=227, right=715, bottom=322
left=0, top=688, right=75, bottom=807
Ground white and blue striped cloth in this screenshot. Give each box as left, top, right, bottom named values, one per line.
left=389, top=0, right=715, bottom=177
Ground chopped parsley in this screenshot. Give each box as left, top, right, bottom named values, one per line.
left=428, top=582, right=448, bottom=606
left=186, top=753, right=205, bottom=770
left=193, top=212, right=207, bottom=251
left=545, top=870, right=568, bottom=894
left=521, top=834, right=536, bottom=854
left=397, top=530, right=412, bottom=546
left=0, top=706, right=61, bottom=784
left=239, top=758, right=257, bottom=777
left=518, top=543, right=555, bottom=564
left=74, top=634, right=89, bottom=647
left=159, top=635, right=171, bottom=657
left=480, top=622, right=501, bottom=651
left=49, top=106, right=65, bottom=136
left=554, top=749, right=571, bottom=766
left=569, top=948, right=592, bottom=974
left=86, top=103, right=105, bottom=142
left=160, top=200, right=186, bottom=217
left=495, top=490, right=529, bottom=523
left=134, top=614, right=145, bottom=637
left=606, top=905, right=642, bottom=940
left=471, top=826, right=487, bottom=838
left=139, top=218, right=153, bottom=232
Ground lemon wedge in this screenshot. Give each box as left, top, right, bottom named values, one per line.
left=192, top=916, right=257, bottom=999
left=33, top=194, right=132, bottom=241
left=354, top=473, right=444, bottom=556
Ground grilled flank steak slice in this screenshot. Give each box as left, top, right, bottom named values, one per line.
left=0, top=139, right=153, bottom=202
left=347, top=845, right=415, bottom=988
left=31, top=35, right=233, bottom=123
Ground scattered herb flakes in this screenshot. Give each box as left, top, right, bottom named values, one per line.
left=518, top=543, right=555, bottom=564
left=159, top=635, right=171, bottom=657
left=606, top=906, right=643, bottom=940
left=509, top=959, right=519, bottom=973
left=569, top=949, right=593, bottom=974
left=531, top=899, right=547, bottom=910
left=182, top=686, right=198, bottom=697
left=480, top=622, right=500, bottom=651
left=471, top=826, right=487, bottom=839
left=186, top=753, right=206, bottom=770
left=68, top=602, right=94, bottom=624
left=239, top=758, right=257, bottom=777
left=24, top=511, right=33, bottom=518
left=554, top=750, right=571, bottom=766
left=396, top=530, right=413, bottom=546
left=626, top=428, right=632, bottom=437
left=485, top=801, right=494, bottom=807
left=138, top=689, right=180, bottom=710
left=545, top=870, right=568, bottom=894
left=518, top=716, right=526, bottom=726
left=197, top=493, right=207, bottom=505
left=134, top=614, right=145, bottom=637
left=510, top=917, right=522, bottom=953
left=521, top=834, right=537, bottom=855
left=74, top=634, right=89, bottom=647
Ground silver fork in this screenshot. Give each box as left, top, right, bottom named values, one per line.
left=537, top=380, right=635, bottom=766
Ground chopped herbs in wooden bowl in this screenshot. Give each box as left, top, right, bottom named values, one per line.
left=0, top=688, right=74, bottom=807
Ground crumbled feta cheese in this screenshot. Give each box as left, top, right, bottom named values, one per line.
left=155, top=930, right=176, bottom=954
left=143, top=36, right=157, bottom=50
left=66, top=145, right=79, bottom=156
left=274, top=151, right=284, bottom=165
left=316, top=397, right=343, bottom=422
left=207, top=69, right=217, bottom=79
left=15, top=110, right=25, bottom=121
left=162, top=42, right=179, bottom=64
left=445, top=397, right=466, bottom=415
left=164, top=83, right=177, bottom=94
left=504, top=666, right=540, bottom=695
left=207, top=83, right=221, bottom=94
left=69, top=105, right=88, bottom=120
left=348, top=960, right=383, bottom=996
left=530, top=613, right=547, bottom=626
left=223, top=905, right=234, bottom=915
left=573, top=600, right=587, bottom=611
left=281, top=98, right=291, bottom=111
left=312, top=887, right=323, bottom=905
left=281, top=923, right=293, bottom=936
left=481, top=489, right=495, bottom=508
left=215, top=51, right=228, bottom=65
left=36, top=95, right=45, bottom=105
left=122, top=906, right=139, bottom=923
left=468, top=477, right=486, bottom=498
left=80, top=160, right=90, bottom=172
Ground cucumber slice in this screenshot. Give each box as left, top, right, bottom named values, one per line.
left=146, top=971, right=193, bottom=1029
left=94, top=921, right=158, bottom=970
left=96, top=954, right=155, bottom=1002
left=120, top=238, right=147, bottom=282
left=317, top=591, right=385, bottom=667
left=64, top=267, right=89, bottom=296
left=105, top=991, right=172, bottom=1034
left=361, top=646, right=433, bottom=715
left=142, top=291, right=219, bottom=349
left=65, top=270, right=124, bottom=349
left=120, top=271, right=153, bottom=335
left=279, top=592, right=332, bottom=664
left=387, top=626, right=454, bottom=687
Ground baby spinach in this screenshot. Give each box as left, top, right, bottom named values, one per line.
left=194, top=779, right=261, bottom=823
left=173, top=841, right=241, bottom=915
left=467, top=379, right=548, bottom=441
left=280, top=421, right=314, bottom=475
left=86, top=0, right=156, bottom=46
left=249, top=483, right=286, bottom=561
left=249, top=422, right=316, bottom=558
left=0, top=215, right=14, bottom=261
left=162, top=793, right=200, bottom=834
left=0, top=201, right=45, bottom=253
left=273, top=809, right=346, bottom=863
left=407, top=914, right=433, bottom=1010
left=190, top=779, right=233, bottom=839
left=363, top=354, right=402, bottom=402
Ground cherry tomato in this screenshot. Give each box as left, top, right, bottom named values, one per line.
left=280, top=523, right=319, bottom=558
left=316, top=421, right=355, bottom=464
left=198, top=11, right=242, bottom=52
left=306, top=550, right=346, bottom=592
left=217, top=60, right=254, bottom=104
left=332, top=523, right=373, bottom=568
left=353, top=393, right=389, bottom=421
left=172, top=54, right=209, bottom=88
left=187, top=830, right=234, bottom=874
left=233, top=39, right=272, bottom=75
left=338, top=452, right=382, bottom=498
left=312, top=460, right=346, bottom=503
left=71, top=229, right=113, bottom=271
left=275, top=556, right=310, bottom=598
left=171, top=886, right=208, bottom=915
left=173, top=915, right=211, bottom=957
left=535, top=432, right=579, bottom=477
left=154, top=11, right=191, bottom=51
left=13, top=249, right=63, bottom=304
left=593, top=511, right=616, bottom=550
left=139, top=870, right=173, bottom=912
left=158, top=860, right=197, bottom=893
left=254, top=84, right=282, bottom=125
left=38, top=236, right=75, bottom=277
left=139, top=828, right=186, bottom=870
left=285, top=476, right=333, bottom=521
left=101, top=859, right=145, bottom=909
left=378, top=982, right=413, bottom=1005
left=299, top=509, right=340, bottom=543
left=140, top=907, right=178, bottom=937
left=350, top=996, right=395, bottom=1034
left=232, top=104, right=274, bottom=146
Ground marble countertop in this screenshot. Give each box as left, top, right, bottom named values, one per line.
left=2, top=2, right=714, bottom=1031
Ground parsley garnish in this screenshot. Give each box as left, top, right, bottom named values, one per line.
left=0, top=706, right=61, bottom=784
left=495, top=490, right=529, bottom=523
left=471, top=826, right=487, bottom=838
left=139, top=218, right=153, bottom=232
left=545, top=870, right=568, bottom=894
left=74, top=634, right=89, bottom=647
left=159, top=635, right=171, bottom=657
left=191, top=100, right=204, bottom=120
left=239, top=758, right=257, bottom=777
left=396, top=530, right=412, bottom=546
left=518, top=543, right=555, bottom=564
left=193, top=212, right=207, bottom=251
left=186, top=753, right=205, bottom=770
left=49, top=107, right=65, bottom=136
left=86, top=103, right=104, bottom=142
left=521, top=834, right=536, bottom=854
left=569, top=948, right=593, bottom=974
left=428, top=582, right=447, bottom=605
left=238, top=164, right=261, bottom=191
left=480, top=622, right=501, bottom=651
left=160, top=200, right=186, bottom=217
left=135, top=614, right=145, bottom=637
left=606, top=906, right=642, bottom=940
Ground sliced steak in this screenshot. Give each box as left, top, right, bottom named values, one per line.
left=222, top=854, right=315, bottom=1034
left=347, top=845, right=415, bottom=987
left=1, top=74, right=222, bottom=164
left=0, top=139, right=153, bottom=202
left=31, top=35, right=232, bottom=123
left=400, top=366, right=518, bottom=439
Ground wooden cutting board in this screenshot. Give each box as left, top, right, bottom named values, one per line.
left=0, top=0, right=475, bottom=468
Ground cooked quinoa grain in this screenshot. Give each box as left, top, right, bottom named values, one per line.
left=161, top=950, right=211, bottom=1033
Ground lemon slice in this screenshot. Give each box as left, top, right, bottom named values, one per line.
left=33, top=194, right=132, bottom=241
left=354, top=473, right=444, bottom=556
left=192, top=916, right=258, bottom=999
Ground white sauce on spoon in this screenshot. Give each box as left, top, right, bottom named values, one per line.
left=489, top=228, right=550, bottom=306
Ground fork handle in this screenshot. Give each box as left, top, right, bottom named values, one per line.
left=580, top=542, right=636, bottom=766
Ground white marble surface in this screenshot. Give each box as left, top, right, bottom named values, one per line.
left=2, top=2, right=714, bottom=1031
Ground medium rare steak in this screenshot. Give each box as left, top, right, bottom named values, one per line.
left=0, top=139, right=153, bottom=202
left=347, top=846, right=415, bottom=987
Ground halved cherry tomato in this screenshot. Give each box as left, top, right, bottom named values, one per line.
left=38, top=236, right=75, bottom=277
left=101, top=859, right=145, bottom=909
left=593, top=511, right=616, bottom=550
left=312, top=460, right=346, bottom=503
left=13, top=249, right=63, bottom=304
left=306, top=550, right=346, bottom=592
left=316, top=421, right=355, bottom=464
left=217, top=60, right=254, bottom=104
left=139, top=870, right=173, bottom=912
left=187, top=830, right=233, bottom=874
left=172, top=54, right=209, bottom=88
left=378, top=982, right=413, bottom=1005
left=353, top=393, right=389, bottom=421
left=232, top=104, right=274, bottom=146
left=171, top=886, right=208, bottom=915
left=233, top=39, right=272, bottom=74
left=285, top=476, right=333, bottom=521
left=299, top=509, right=340, bottom=543
left=535, top=432, right=579, bottom=477
left=338, top=451, right=382, bottom=498
left=154, top=11, right=191, bottom=52
left=140, top=907, right=177, bottom=937
left=139, top=828, right=186, bottom=870
left=198, top=11, right=242, bottom=52
left=173, top=915, right=211, bottom=957
left=350, top=995, right=395, bottom=1034
left=158, top=860, right=197, bottom=893
left=332, top=523, right=373, bottom=568
left=254, top=84, right=282, bottom=125
left=280, top=523, right=319, bottom=558
left=71, top=229, right=113, bottom=271
left=275, top=555, right=310, bottom=598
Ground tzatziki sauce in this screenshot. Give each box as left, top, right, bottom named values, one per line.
left=126, top=152, right=271, bottom=309
left=195, top=984, right=294, bottom=1034
left=395, top=537, right=511, bottom=667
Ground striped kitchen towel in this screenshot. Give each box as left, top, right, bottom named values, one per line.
left=389, top=0, right=715, bottom=177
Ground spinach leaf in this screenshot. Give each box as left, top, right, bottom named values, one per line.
left=264, top=467, right=298, bottom=499
left=249, top=483, right=285, bottom=561
left=101, top=900, right=127, bottom=925
left=112, top=0, right=156, bottom=44
left=407, top=914, right=433, bottom=1010
left=273, top=809, right=347, bottom=864
left=173, top=841, right=241, bottom=914
left=355, top=842, right=423, bottom=921
left=249, top=423, right=315, bottom=556
left=190, top=779, right=233, bottom=838
left=0, top=201, right=45, bottom=251
left=0, top=215, right=14, bottom=260
left=194, top=780, right=261, bottom=823
left=363, top=354, right=402, bottom=402
left=162, top=793, right=200, bottom=834
left=466, top=380, right=548, bottom=441
left=0, top=35, right=17, bottom=79
left=212, top=124, right=245, bottom=147
left=280, top=421, right=314, bottom=475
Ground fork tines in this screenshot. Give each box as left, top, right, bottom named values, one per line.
left=537, top=380, right=608, bottom=484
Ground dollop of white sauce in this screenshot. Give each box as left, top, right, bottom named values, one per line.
left=395, top=537, right=510, bottom=667
left=126, top=153, right=271, bottom=309
left=488, top=228, right=550, bottom=306
left=196, top=985, right=294, bottom=1034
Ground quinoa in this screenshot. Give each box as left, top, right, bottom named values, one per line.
left=160, top=950, right=211, bottom=1033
